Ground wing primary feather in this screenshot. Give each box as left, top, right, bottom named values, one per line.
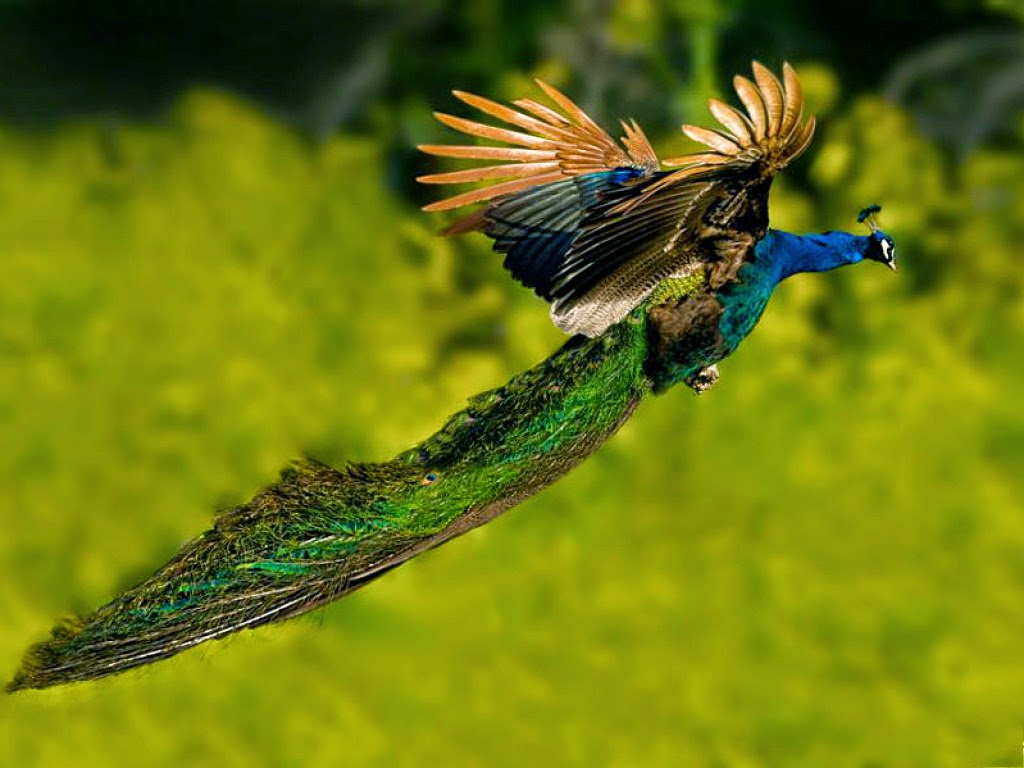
left=421, top=80, right=647, bottom=214
left=452, top=90, right=568, bottom=140
left=557, top=149, right=609, bottom=162
left=784, top=115, right=816, bottom=162
left=417, top=161, right=560, bottom=185
left=707, top=99, right=754, bottom=147
left=512, top=98, right=572, bottom=126
left=534, top=79, right=606, bottom=136
left=433, top=112, right=551, bottom=148
left=418, top=144, right=556, bottom=161
left=733, top=75, right=768, bottom=142
left=681, top=125, right=744, bottom=155
left=620, top=119, right=659, bottom=169
left=422, top=172, right=565, bottom=211
left=661, top=152, right=734, bottom=167
left=779, top=62, right=803, bottom=139
left=665, top=63, right=813, bottom=180
left=751, top=61, right=785, bottom=137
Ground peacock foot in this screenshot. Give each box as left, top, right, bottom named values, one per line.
left=685, top=365, right=720, bottom=394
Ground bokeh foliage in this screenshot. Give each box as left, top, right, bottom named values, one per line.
left=1, top=1, right=1023, bottom=766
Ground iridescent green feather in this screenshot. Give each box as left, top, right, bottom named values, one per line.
left=8, top=292, right=681, bottom=691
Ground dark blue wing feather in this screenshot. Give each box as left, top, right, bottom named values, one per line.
left=483, top=168, right=646, bottom=300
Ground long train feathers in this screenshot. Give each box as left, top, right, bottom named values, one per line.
left=9, top=322, right=654, bottom=690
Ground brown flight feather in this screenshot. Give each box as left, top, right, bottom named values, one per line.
left=752, top=61, right=785, bottom=137
left=417, top=62, right=818, bottom=338
left=420, top=61, right=815, bottom=219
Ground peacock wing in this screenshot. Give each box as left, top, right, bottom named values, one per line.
left=419, top=62, right=817, bottom=337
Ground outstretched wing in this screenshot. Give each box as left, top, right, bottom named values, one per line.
left=419, top=62, right=816, bottom=337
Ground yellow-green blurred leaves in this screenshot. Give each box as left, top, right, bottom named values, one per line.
left=609, top=0, right=661, bottom=50
left=812, top=97, right=946, bottom=231
left=792, top=61, right=841, bottom=117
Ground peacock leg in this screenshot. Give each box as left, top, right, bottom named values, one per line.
left=684, top=364, right=720, bottom=394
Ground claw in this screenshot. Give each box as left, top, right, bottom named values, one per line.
left=685, top=364, right=720, bottom=394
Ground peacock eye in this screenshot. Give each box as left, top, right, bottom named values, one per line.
left=421, top=472, right=439, bottom=485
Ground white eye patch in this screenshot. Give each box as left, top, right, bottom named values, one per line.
left=881, top=239, right=893, bottom=260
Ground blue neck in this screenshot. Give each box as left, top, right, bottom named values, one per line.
left=757, top=229, right=873, bottom=283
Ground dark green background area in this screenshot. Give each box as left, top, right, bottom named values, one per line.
left=2, top=2, right=1023, bottom=766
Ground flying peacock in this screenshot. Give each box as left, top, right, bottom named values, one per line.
left=8, top=62, right=895, bottom=691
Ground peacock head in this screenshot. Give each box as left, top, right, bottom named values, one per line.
left=858, top=205, right=897, bottom=271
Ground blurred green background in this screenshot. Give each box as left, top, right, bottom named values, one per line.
left=2, top=1, right=1023, bottom=765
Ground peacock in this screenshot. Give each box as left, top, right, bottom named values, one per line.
left=8, top=62, right=895, bottom=691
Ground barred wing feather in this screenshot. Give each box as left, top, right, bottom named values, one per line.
left=419, top=62, right=817, bottom=337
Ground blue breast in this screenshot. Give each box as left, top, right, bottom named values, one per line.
left=714, top=259, right=778, bottom=355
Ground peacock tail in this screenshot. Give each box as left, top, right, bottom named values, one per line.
left=8, top=300, right=672, bottom=691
